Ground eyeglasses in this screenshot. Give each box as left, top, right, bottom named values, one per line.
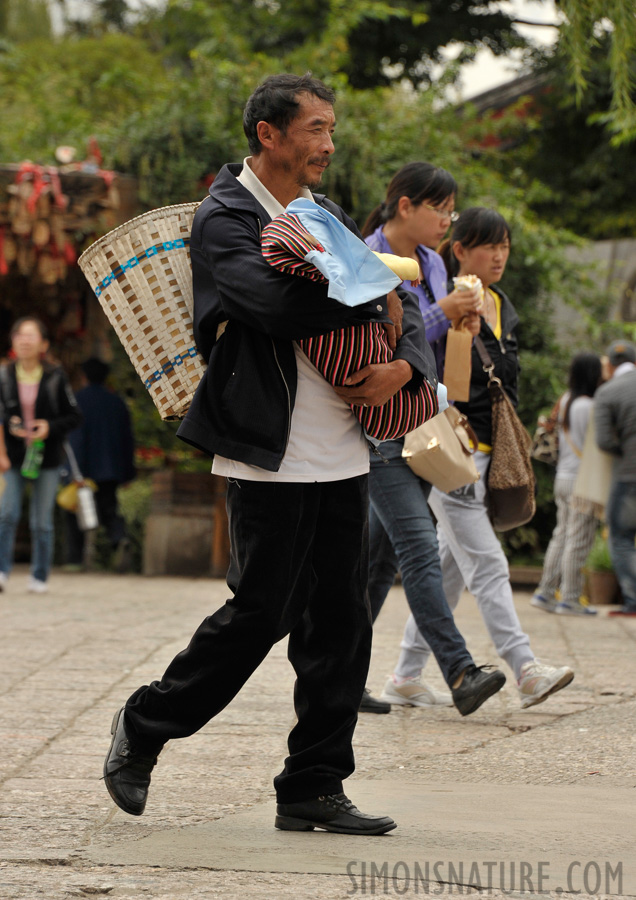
left=423, top=203, right=459, bottom=223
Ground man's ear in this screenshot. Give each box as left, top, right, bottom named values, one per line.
left=256, top=120, right=278, bottom=151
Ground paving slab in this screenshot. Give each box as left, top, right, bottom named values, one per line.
left=78, top=780, right=633, bottom=895
left=1, top=565, right=635, bottom=898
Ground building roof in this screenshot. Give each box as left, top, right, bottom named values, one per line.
left=463, top=71, right=549, bottom=114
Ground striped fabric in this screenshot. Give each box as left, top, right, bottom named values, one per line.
left=299, top=324, right=438, bottom=441
left=261, top=214, right=438, bottom=439
left=261, top=212, right=328, bottom=284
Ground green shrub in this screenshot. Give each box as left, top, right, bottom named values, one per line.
left=585, top=530, right=614, bottom=573
left=118, top=478, right=153, bottom=573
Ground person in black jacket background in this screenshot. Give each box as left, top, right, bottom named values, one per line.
left=0, top=316, right=81, bottom=593
left=103, top=73, right=437, bottom=835
left=64, top=357, right=135, bottom=571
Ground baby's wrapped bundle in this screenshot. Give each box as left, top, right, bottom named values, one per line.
left=261, top=200, right=439, bottom=441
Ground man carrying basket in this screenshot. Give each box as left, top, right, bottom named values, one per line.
left=103, top=72, right=436, bottom=834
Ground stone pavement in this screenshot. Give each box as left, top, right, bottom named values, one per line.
left=1, top=564, right=635, bottom=899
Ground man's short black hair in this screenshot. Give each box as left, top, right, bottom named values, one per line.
left=243, top=73, right=336, bottom=155
left=82, top=357, right=110, bottom=384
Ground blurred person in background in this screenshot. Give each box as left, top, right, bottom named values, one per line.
left=0, top=316, right=80, bottom=593
left=532, top=352, right=603, bottom=617
left=595, top=340, right=636, bottom=617
left=64, top=357, right=135, bottom=572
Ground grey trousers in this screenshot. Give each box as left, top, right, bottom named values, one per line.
left=537, top=475, right=598, bottom=605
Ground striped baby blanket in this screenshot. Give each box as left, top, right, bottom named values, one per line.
left=261, top=208, right=438, bottom=441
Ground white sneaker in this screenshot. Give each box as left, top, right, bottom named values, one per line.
left=518, top=659, right=574, bottom=709
left=555, top=598, right=597, bottom=616
left=530, top=592, right=558, bottom=613
left=380, top=676, right=453, bottom=708
left=0, top=572, right=7, bottom=592
left=27, top=577, right=48, bottom=594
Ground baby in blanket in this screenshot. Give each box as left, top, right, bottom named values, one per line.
left=261, top=199, right=441, bottom=441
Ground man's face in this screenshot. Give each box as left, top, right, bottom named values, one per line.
left=275, top=92, right=335, bottom=190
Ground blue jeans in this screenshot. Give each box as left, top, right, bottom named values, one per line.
left=368, top=440, right=473, bottom=687
left=607, top=481, right=636, bottom=610
left=0, top=467, right=60, bottom=582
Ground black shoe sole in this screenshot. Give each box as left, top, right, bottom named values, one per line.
left=454, top=671, right=506, bottom=717
left=359, top=702, right=391, bottom=714
left=274, top=815, right=397, bottom=835
left=103, top=707, right=145, bottom=817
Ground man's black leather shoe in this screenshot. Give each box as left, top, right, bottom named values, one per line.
left=275, top=793, right=397, bottom=834
left=103, top=707, right=159, bottom=816
left=452, top=664, right=506, bottom=716
left=359, top=687, right=391, bottom=714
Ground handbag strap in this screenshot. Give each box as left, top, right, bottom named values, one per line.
left=63, top=440, right=84, bottom=482
left=473, top=336, right=500, bottom=388
left=453, top=409, right=480, bottom=456
left=562, top=425, right=582, bottom=459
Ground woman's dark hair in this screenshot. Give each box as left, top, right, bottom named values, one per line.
left=10, top=316, right=49, bottom=341
left=361, top=162, right=458, bottom=238
left=439, top=207, right=512, bottom=277
left=563, top=352, right=602, bottom=428
left=243, top=73, right=336, bottom=155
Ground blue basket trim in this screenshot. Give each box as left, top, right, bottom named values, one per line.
left=94, top=238, right=190, bottom=297
left=144, top=346, right=199, bottom=389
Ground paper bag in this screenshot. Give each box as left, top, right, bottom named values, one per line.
left=443, top=320, right=473, bottom=402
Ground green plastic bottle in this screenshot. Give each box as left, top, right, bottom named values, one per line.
left=21, top=440, right=45, bottom=479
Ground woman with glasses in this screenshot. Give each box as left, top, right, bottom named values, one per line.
left=363, top=163, right=478, bottom=378
left=358, top=163, right=507, bottom=717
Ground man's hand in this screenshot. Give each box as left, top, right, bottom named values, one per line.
left=383, top=289, right=403, bottom=351
left=333, top=359, right=413, bottom=407
left=0, top=452, right=10, bottom=473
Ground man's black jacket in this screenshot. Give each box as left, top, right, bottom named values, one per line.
left=177, top=163, right=437, bottom=470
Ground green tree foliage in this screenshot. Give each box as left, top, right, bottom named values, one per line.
left=137, top=0, right=525, bottom=88
left=0, top=0, right=51, bottom=41
left=509, top=45, right=636, bottom=239
left=0, top=33, right=171, bottom=161
left=558, top=0, right=636, bottom=142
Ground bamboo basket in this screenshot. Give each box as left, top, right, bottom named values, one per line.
left=78, top=202, right=204, bottom=420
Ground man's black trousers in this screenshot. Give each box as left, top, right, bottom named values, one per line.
left=124, top=474, right=372, bottom=803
